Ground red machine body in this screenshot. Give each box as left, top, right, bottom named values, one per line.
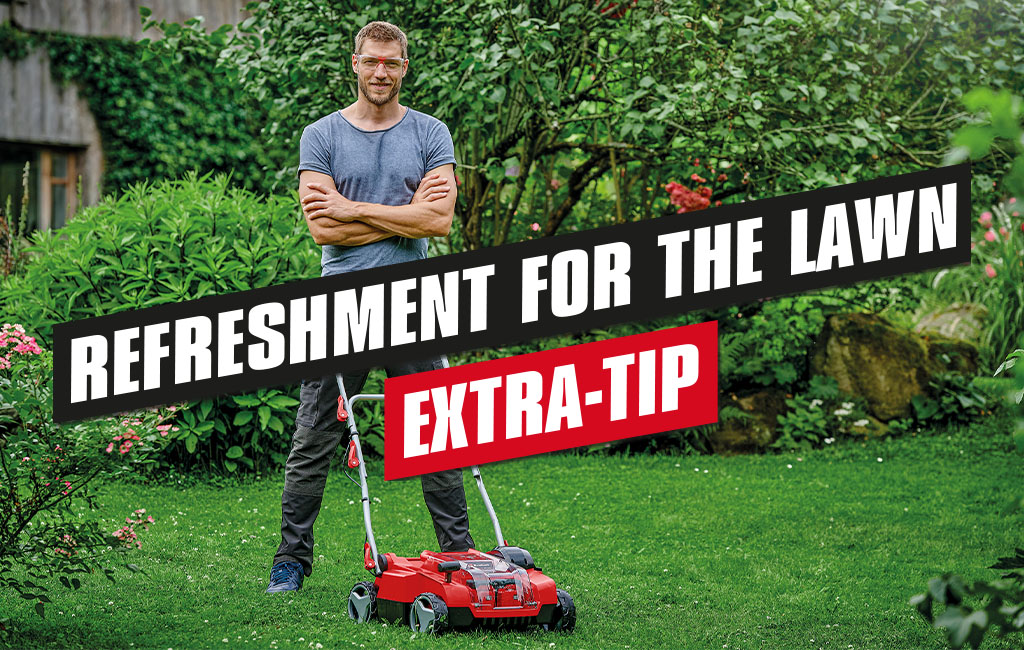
left=372, top=549, right=559, bottom=626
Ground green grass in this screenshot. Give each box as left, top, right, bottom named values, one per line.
left=2, top=424, right=1022, bottom=650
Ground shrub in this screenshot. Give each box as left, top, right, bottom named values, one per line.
left=937, top=88, right=1024, bottom=371
left=772, top=376, right=877, bottom=451
left=1, top=173, right=320, bottom=474
left=1, top=172, right=317, bottom=343
left=0, top=326, right=165, bottom=620
left=909, top=372, right=992, bottom=425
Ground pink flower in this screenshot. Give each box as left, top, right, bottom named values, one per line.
left=549, top=179, right=561, bottom=190
left=106, top=443, right=114, bottom=453
left=1010, top=197, right=1017, bottom=204
left=1000, top=227, right=1008, bottom=237
left=156, top=424, right=172, bottom=431
left=531, top=223, right=540, bottom=232
left=984, top=229, right=996, bottom=242
left=985, top=264, right=997, bottom=278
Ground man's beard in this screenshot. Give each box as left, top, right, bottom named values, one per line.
left=359, top=76, right=401, bottom=106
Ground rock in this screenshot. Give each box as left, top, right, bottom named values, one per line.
left=915, top=302, right=983, bottom=375
left=811, top=313, right=979, bottom=421
left=924, top=335, right=979, bottom=376
left=914, top=302, right=988, bottom=342
left=712, top=389, right=788, bottom=452
left=849, top=414, right=889, bottom=437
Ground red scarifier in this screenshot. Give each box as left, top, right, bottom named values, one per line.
left=335, top=363, right=576, bottom=634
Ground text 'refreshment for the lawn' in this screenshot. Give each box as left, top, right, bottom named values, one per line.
left=54, top=164, right=969, bottom=450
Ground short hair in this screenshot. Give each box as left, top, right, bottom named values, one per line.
left=354, top=21, right=408, bottom=59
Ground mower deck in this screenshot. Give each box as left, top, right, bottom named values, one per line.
left=348, top=547, right=575, bottom=632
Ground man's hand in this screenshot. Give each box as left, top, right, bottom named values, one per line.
left=411, top=173, right=452, bottom=204
left=301, top=183, right=358, bottom=222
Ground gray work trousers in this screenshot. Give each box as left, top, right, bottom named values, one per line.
left=272, top=356, right=475, bottom=576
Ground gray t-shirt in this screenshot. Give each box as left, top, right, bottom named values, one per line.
left=298, top=108, right=457, bottom=276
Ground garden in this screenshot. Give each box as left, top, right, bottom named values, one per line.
left=1, top=1, right=1023, bottom=648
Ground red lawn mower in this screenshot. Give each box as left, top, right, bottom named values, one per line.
left=334, top=369, right=576, bottom=634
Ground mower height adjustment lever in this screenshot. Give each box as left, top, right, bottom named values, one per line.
left=347, top=440, right=359, bottom=468
left=336, top=396, right=348, bottom=422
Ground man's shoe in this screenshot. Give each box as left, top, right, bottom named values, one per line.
left=266, top=561, right=304, bottom=593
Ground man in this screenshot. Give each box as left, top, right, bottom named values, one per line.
left=266, top=20, right=475, bottom=593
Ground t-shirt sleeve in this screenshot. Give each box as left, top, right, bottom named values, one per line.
left=298, top=124, right=333, bottom=177
left=425, top=121, right=457, bottom=171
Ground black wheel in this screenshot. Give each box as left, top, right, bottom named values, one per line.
left=408, top=592, right=450, bottom=634
left=543, top=588, right=576, bottom=633
left=347, top=581, right=377, bottom=623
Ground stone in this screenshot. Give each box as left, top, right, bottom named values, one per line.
left=712, top=389, right=788, bottom=452
left=811, top=313, right=979, bottom=421
left=914, top=302, right=988, bottom=342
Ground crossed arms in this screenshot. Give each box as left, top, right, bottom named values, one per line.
left=299, top=165, right=456, bottom=246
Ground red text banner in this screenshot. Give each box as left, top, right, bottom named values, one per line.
left=383, top=322, right=718, bottom=479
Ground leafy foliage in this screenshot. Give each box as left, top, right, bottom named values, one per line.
left=1, top=172, right=317, bottom=346
left=910, top=340, right=1024, bottom=649
left=0, top=174, right=320, bottom=474
left=146, top=0, right=1024, bottom=248
left=160, top=389, right=300, bottom=474
left=0, top=23, right=268, bottom=195
left=910, top=553, right=1024, bottom=650
left=934, top=89, right=1024, bottom=371
left=772, top=376, right=876, bottom=451
left=909, top=373, right=991, bottom=425
left=0, top=333, right=164, bottom=620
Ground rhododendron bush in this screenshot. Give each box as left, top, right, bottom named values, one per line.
left=0, top=325, right=168, bottom=618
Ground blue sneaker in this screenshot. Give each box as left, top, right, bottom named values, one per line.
left=266, top=561, right=304, bottom=593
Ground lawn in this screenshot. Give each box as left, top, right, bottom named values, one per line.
left=2, top=422, right=1021, bottom=650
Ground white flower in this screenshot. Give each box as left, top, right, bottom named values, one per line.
left=842, top=402, right=854, bottom=409
left=853, top=419, right=869, bottom=427
left=824, top=438, right=834, bottom=444
left=810, top=399, right=823, bottom=407
left=833, top=409, right=851, bottom=416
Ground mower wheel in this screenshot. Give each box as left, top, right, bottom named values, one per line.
left=347, top=581, right=377, bottom=623
left=408, top=592, right=450, bottom=634
left=543, top=588, right=576, bottom=633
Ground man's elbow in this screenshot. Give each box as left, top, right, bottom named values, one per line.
left=307, top=224, right=328, bottom=246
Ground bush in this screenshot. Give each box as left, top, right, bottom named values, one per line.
left=1, top=174, right=320, bottom=474
left=937, top=89, right=1024, bottom=371
left=910, top=372, right=993, bottom=425
left=771, top=376, right=876, bottom=451
left=0, top=326, right=165, bottom=621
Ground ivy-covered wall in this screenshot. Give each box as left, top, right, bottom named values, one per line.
left=0, top=23, right=269, bottom=195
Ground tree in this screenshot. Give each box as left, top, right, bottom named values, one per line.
left=149, top=0, right=1024, bottom=250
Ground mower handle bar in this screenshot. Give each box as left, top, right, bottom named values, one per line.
left=335, top=361, right=505, bottom=576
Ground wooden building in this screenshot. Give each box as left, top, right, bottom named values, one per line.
left=0, top=0, right=248, bottom=230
